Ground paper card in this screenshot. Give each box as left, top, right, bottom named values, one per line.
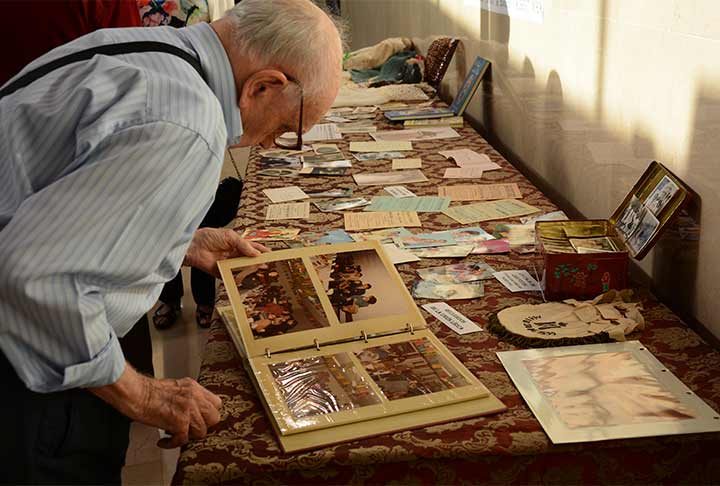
left=395, top=232, right=457, bottom=249
left=305, top=187, right=353, bottom=198
left=384, top=185, right=416, bottom=198
left=313, top=198, right=371, bottom=212
left=353, top=106, right=378, bottom=114
left=493, top=270, right=541, bottom=292
left=324, top=116, right=349, bottom=123
left=392, top=158, right=422, bottom=170
left=644, top=175, right=679, bottom=216
left=353, top=151, right=405, bottom=161
left=471, top=239, right=511, bottom=254
left=302, top=160, right=352, bottom=169
left=370, top=127, right=461, bottom=142
left=349, top=141, right=414, bottom=152
left=260, top=156, right=302, bottom=169
left=421, top=303, right=483, bottom=334
left=432, top=226, right=494, bottom=244
left=417, top=262, right=496, bottom=284
left=411, top=245, right=474, bottom=258
left=240, top=227, right=301, bottom=241
left=279, top=123, right=341, bottom=142
left=520, top=210, right=568, bottom=225
left=380, top=243, right=421, bottom=265
left=298, top=229, right=354, bottom=246
left=353, top=169, right=428, bottom=186
left=262, top=186, right=309, bottom=203
left=443, top=167, right=484, bottom=179
left=256, top=168, right=301, bottom=178
left=438, top=183, right=522, bottom=201
left=439, top=149, right=501, bottom=170
left=363, top=196, right=450, bottom=213
left=344, top=211, right=422, bottom=231
left=257, top=146, right=311, bottom=157
left=302, top=152, right=347, bottom=163
left=442, top=199, right=540, bottom=224
left=350, top=227, right=414, bottom=243
left=338, top=126, right=378, bottom=134
left=299, top=167, right=348, bottom=176
left=265, top=202, right=310, bottom=220
left=494, top=223, right=536, bottom=246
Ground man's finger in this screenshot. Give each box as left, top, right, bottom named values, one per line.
left=188, top=405, right=208, bottom=439
left=158, top=426, right=189, bottom=449
left=198, top=396, right=222, bottom=427
left=251, top=241, right=271, bottom=253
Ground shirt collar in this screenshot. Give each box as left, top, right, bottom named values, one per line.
left=180, top=23, right=243, bottom=146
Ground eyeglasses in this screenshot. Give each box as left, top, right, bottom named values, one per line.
left=274, top=76, right=304, bottom=150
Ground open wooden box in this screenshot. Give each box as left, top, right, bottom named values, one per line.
left=535, top=161, right=689, bottom=300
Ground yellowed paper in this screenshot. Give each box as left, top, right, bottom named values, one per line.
left=265, top=202, right=310, bottom=220
left=443, top=167, right=484, bottom=179
left=392, top=158, right=422, bottom=170
left=349, top=141, right=413, bottom=152
left=442, top=199, right=540, bottom=224
left=344, top=211, right=422, bottom=231
left=262, top=186, right=309, bottom=203
left=439, top=149, right=500, bottom=170
left=438, top=183, right=522, bottom=201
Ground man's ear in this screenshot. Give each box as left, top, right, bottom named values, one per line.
left=238, top=69, right=290, bottom=106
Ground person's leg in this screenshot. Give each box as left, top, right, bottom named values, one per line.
left=154, top=271, right=184, bottom=329
left=191, top=266, right=216, bottom=328
left=1, top=352, right=131, bottom=484
left=120, top=313, right=155, bottom=376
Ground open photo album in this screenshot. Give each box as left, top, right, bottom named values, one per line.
left=217, top=240, right=505, bottom=452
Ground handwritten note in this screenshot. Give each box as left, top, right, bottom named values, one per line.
left=392, top=158, right=422, bottom=170
left=442, top=199, right=540, bottom=224
left=349, top=141, right=414, bottom=152
left=364, top=196, right=450, bottom=213
left=262, top=186, right=309, bottom=203
left=265, top=202, right=310, bottom=220
left=438, top=183, right=522, bottom=201
left=384, top=186, right=416, bottom=198
left=344, top=211, right=422, bottom=231
left=443, top=167, right=484, bottom=179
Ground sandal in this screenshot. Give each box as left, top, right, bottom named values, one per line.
left=153, top=301, right=181, bottom=330
left=196, top=305, right=214, bottom=329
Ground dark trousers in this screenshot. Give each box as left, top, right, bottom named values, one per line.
left=158, top=177, right=243, bottom=307
left=0, top=351, right=130, bottom=484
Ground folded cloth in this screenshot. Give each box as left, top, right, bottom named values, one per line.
left=332, top=83, right=429, bottom=108
left=344, top=37, right=413, bottom=70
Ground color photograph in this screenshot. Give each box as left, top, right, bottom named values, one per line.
left=269, top=353, right=381, bottom=420
left=232, top=259, right=330, bottom=339
left=356, top=338, right=469, bottom=400
left=311, top=249, right=411, bottom=322
left=417, top=262, right=496, bottom=284
left=412, top=281, right=484, bottom=300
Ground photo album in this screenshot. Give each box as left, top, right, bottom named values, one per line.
left=217, top=240, right=505, bottom=452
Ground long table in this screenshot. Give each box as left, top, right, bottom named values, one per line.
left=173, top=109, right=720, bottom=484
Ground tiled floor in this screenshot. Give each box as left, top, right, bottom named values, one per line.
left=122, top=147, right=250, bottom=485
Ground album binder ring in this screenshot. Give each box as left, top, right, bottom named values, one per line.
left=406, top=323, right=415, bottom=335
left=265, top=348, right=271, bottom=359
left=361, top=330, right=368, bottom=343
left=314, top=338, right=321, bottom=351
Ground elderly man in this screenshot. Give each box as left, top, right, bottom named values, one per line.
left=0, top=0, right=344, bottom=482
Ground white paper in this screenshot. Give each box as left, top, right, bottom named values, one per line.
left=280, top=123, right=341, bottom=142
left=381, top=243, right=421, bottom=265
left=384, top=186, right=417, bottom=198
left=493, top=270, right=541, bottom=292
left=421, top=302, right=483, bottom=335
left=262, top=186, right=309, bottom=203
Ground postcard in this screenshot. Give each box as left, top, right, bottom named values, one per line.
left=380, top=243, right=421, bottom=265
left=279, top=123, right=341, bottom=142
left=299, top=167, right=348, bottom=176
left=520, top=210, right=568, bottom=225
left=626, top=209, right=659, bottom=254
left=305, top=187, right=353, bottom=198
left=384, top=185, right=416, bottom=198
left=312, top=144, right=342, bottom=155
left=240, top=227, right=301, bottom=241
left=353, top=169, right=428, bottom=186
left=344, top=211, right=422, bottom=231
left=414, top=281, right=485, bottom=301
left=493, top=223, right=536, bottom=246
left=298, top=229, right=354, bottom=246
left=370, top=127, right=461, bottom=142
left=256, top=168, right=300, bottom=178
left=438, top=183, right=522, bottom=201
left=439, top=149, right=501, bottom=170
left=417, top=262, right=496, bottom=284
left=302, top=153, right=348, bottom=164
left=432, top=226, right=494, bottom=244
left=645, top=175, right=679, bottom=216
left=471, top=239, right=511, bottom=254
left=569, top=237, right=618, bottom=253
left=350, top=227, right=414, bottom=243
left=392, top=158, right=422, bottom=170
left=411, top=245, right=474, bottom=258
left=313, top=197, right=371, bottom=212
left=443, top=167, right=485, bottom=179
left=443, top=199, right=540, bottom=224
left=260, top=156, right=301, bottom=169
left=349, top=141, right=414, bottom=152
left=493, top=270, right=541, bottom=292
left=356, top=338, right=469, bottom=400
left=302, top=160, right=352, bottom=169
left=265, top=202, right=310, bottom=221
left=421, top=302, right=484, bottom=334
left=353, top=151, right=405, bottom=161
left=395, top=232, right=457, bottom=249
left=616, top=196, right=643, bottom=240
left=262, top=186, right=309, bottom=203
left=363, top=196, right=450, bottom=213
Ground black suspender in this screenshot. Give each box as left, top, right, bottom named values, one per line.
left=0, top=41, right=206, bottom=100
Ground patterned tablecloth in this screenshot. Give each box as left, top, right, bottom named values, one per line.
left=174, top=110, right=720, bottom=484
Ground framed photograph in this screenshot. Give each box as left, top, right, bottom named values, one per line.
left=498, top=341, right=720, bottom=443
left=644, top=175, right=679, bottom=216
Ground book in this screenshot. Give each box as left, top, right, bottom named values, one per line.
left=384, top=57, right=490, bottom=121
left=217, top=241, right=505, bottom=452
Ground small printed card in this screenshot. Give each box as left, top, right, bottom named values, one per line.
left=384, top=185, right=417, bottom=198
left=392, top=158, right=422, bottom=170
left=240, top=227, right=300, bottom=241
left=349, top=141, right=414, bottom=152
left=411, top=245, right=474, bottom=258
left=443, top=167, right=485, bottom=179
left=350, top=227, right=414, bottom=243
left=421, top=302, right=483, bottom=334
left=417, top=262, right=496, bottom=284
left=493, top=270, right=541, bottom=292
left=395, top=232, right=457, bottom=249
left=265, top=202, right=310, bottom=221
left=344, top=211, right=422, bottom=231
left=380, top=243, right=421, bottom=265
left=353, top=151, right=404, bottom=161
left=262, top=186, right=309, bottom=203
left=313, top=198, right=371, bottom=212
left=312, top=143, right=342, bottom=155
left=438, top=183, right=522, bottom=201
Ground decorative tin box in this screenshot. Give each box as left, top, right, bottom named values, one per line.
left=535, top=161, right=688, bottom=300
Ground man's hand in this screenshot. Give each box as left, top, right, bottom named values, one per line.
left=89, top=364, right=222, bottom=449
left=184, top=228, right=270, bottom=277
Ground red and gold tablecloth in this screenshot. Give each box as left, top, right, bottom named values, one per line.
left=174, top=112, right=720, bottom=485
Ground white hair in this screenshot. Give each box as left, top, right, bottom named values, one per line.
left=224, top=0, right=347, bottom=96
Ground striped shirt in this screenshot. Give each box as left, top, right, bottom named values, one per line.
left=0, top=22, right=243, bottom=393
